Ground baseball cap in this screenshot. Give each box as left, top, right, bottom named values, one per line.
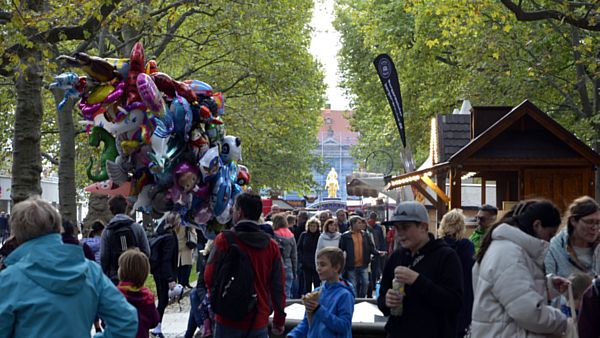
left=382, top=201, right=429, bottom=226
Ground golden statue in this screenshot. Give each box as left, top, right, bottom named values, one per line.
left=325, top=167, right=339, bottom=198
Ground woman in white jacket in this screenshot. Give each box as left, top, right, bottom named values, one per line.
left=316, top=219, right=342, bottom=265
left=471, top=199, right=569, bottom=338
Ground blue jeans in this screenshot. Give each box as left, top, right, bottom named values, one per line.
left=214, top=323, right=268, bottom=338
left=345, top=267, right=368, bottom=298
left=285, top=267, right=294, bottom=299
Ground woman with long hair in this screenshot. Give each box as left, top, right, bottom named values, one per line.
left=297, top=217, right=321, bottom=294
left=545, top=196, right=600, bottom=277
left=438, top=208, right=473, bottom=338
left=471, top=200, right=568, bottom=337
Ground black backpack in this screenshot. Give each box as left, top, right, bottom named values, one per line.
left=210, top=230, right=257, bottom=321
left=108, top=222, right=138, bottom=279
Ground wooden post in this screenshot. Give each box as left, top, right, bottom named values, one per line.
left=449, top=167, right=462, bottom=209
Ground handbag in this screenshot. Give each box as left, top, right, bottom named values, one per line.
left=561, top=284, right=579, bottom=338
left=185, top=227, right=197, bottom=250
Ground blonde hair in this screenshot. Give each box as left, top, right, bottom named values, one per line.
left=306, top=217, right=321, bottom=231
left=272, top=213, right=288, bottom=230
left=569, top=272, right=593, bottom=300
left=438, top=208, right=466, bottom=239
left=164, top=211, right=181, bottom=230
left=118, top=248, right=150, bottom=288
left=10, top=196, right=62, bottom=244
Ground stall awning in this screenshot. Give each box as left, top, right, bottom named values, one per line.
left=346, top=173, right=397, bottom=199
left=385, top=162, right=450, bottom=190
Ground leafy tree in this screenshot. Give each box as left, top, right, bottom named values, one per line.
left=0, top=0, right=325, bottom=221
left=334, top=0, right=598, bottom=178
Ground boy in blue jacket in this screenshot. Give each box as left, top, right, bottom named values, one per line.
left=288, top=247, right=355, bottom=338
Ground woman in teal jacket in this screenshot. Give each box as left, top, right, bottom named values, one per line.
left=0, top=196, right=138, bottom=338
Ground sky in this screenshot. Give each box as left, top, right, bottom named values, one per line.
left=309, top=0, right=350, bottom=110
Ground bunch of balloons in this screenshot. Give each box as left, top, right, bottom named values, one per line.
left=52, top=42, right=251, bottom=232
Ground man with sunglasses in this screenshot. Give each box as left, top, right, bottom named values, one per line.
left=469, top=204, right=498, bottom=255
left=377, top=201, right=463, bottom=338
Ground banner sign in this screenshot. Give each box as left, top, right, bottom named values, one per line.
left=373, top=54, right=406, bottom=148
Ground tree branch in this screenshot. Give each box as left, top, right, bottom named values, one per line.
left=0, top=10, right=12, bottom=24
left=41, top=152, right=59, bottom=165
left=500, top=0, right=600, bottom=31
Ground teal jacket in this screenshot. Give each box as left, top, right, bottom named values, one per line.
left=0, top=233, right=138, bottom=338
left=288, top=279, right=355, bottom=338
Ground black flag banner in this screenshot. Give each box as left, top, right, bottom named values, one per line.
left=373, top=54, right=406, bottom=148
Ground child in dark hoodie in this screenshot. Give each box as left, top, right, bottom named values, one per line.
left=117, top=248, right=160, bottom=338
left=288, top=247, right=355, bottom=338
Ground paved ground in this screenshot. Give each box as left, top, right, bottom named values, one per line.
left=158, top=284, right=203, bottom=338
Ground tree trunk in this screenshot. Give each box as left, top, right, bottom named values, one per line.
left=11, top=51, right=44, bottom=204
left=50, top=88, right=78, bottom=225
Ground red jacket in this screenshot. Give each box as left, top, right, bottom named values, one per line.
left=205, top=221, right=287, bottom=330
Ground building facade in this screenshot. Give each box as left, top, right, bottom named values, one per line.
left=312, top=109, right=359, bottom=201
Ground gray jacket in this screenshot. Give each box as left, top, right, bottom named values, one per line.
left=100, top=214, right=150, bottom=280
left=274, top=232, right=297, bottom=275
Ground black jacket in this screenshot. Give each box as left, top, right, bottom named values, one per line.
left=151, top=226, right=178, bottom=283
left=378, top=234, right=463, bottom=338
left=297, top=231, right=320, bottom=270
left=338, top=230, right=378, bottom=270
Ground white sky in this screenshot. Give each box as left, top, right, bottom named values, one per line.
left=309, top=0, right=350, bottom=110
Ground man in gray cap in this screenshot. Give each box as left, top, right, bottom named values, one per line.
left=377, top=201, right=464, bottom=338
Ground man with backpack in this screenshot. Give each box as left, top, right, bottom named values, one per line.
left=205, top=191, right=286, bottom=338
left=101, top=194, right=150, bottom=284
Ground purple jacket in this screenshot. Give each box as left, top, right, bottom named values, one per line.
left=578, top=279, right=600, bottom=338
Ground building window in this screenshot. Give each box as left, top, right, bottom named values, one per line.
left=327, top=126, right=334, bottom=138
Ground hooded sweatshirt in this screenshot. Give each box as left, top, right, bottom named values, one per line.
left=288, top=278, right=355, bottom=338
left=0, top=233, right=138, bottom=338
left=101, top=214, right=151, bottom=281
left=378, top=233, right=463, bottom=338
left=205, top=221, right=286, bottom=330
left=316, top=231, right=341, bottom=265
left=117, top=282, right=160, bottom=338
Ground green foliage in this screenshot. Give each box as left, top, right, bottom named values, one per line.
left=0, top=0, right=326, bottom=195
left=335, top=0, right=599, bottom=171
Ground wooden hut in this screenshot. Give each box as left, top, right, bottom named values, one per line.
left=386, top=100, right=600, bottom=217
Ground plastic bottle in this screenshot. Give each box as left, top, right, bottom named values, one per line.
left=390, top=278, right=405, bottom=316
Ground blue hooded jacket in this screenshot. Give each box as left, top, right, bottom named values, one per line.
left=288, top=279, right=355, bottom=338
left=0, top=233, right=138, bottom=338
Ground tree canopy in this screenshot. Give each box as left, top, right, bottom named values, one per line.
left=0, top=0, right=326, bottom=211
left=334, top=0, right=599, bottom=171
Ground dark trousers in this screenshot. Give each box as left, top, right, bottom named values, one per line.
left=301, top=267, right=320, bottom=294
left=154, top=276, right=170, bottom=321
left=178, top=264, right=193, bottom=287
left=368, top=255, right=383, bottom=297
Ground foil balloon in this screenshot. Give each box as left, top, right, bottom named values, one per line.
left=86, top=126, right=118, bottom=182
left=105, top=58, right=130, bottom=79
left=87, top=84, right=115, bottom=104
left=84, top=180, right=131, bottom=196
left=199, top=146, right=221, bottom=182
left=57, top=53, right=120, bottom=82
left=126, top=42, right=145, bottom=105
left=170, top=94, right=193, bottom=142
left=137, top=73, right=165, bottom=116
left=145, top=60, right=158, bottom=74
left=49, top=72, right=80, bottom=111
left=220, top=135, right=242, bottom=164
left=211, top=165, right=232, bottom=222
left=185, top=79, right=213, bottom=97
left=236, top=164, right=250, bottom=186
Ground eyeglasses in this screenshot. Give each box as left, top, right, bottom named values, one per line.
left=579, top=218, right=600, bottom=227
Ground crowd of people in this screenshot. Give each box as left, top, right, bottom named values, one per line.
left=2, top=192, right=600, bottom=338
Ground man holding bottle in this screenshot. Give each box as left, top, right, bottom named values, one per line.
left=377, top=201, right=464, bottom=338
